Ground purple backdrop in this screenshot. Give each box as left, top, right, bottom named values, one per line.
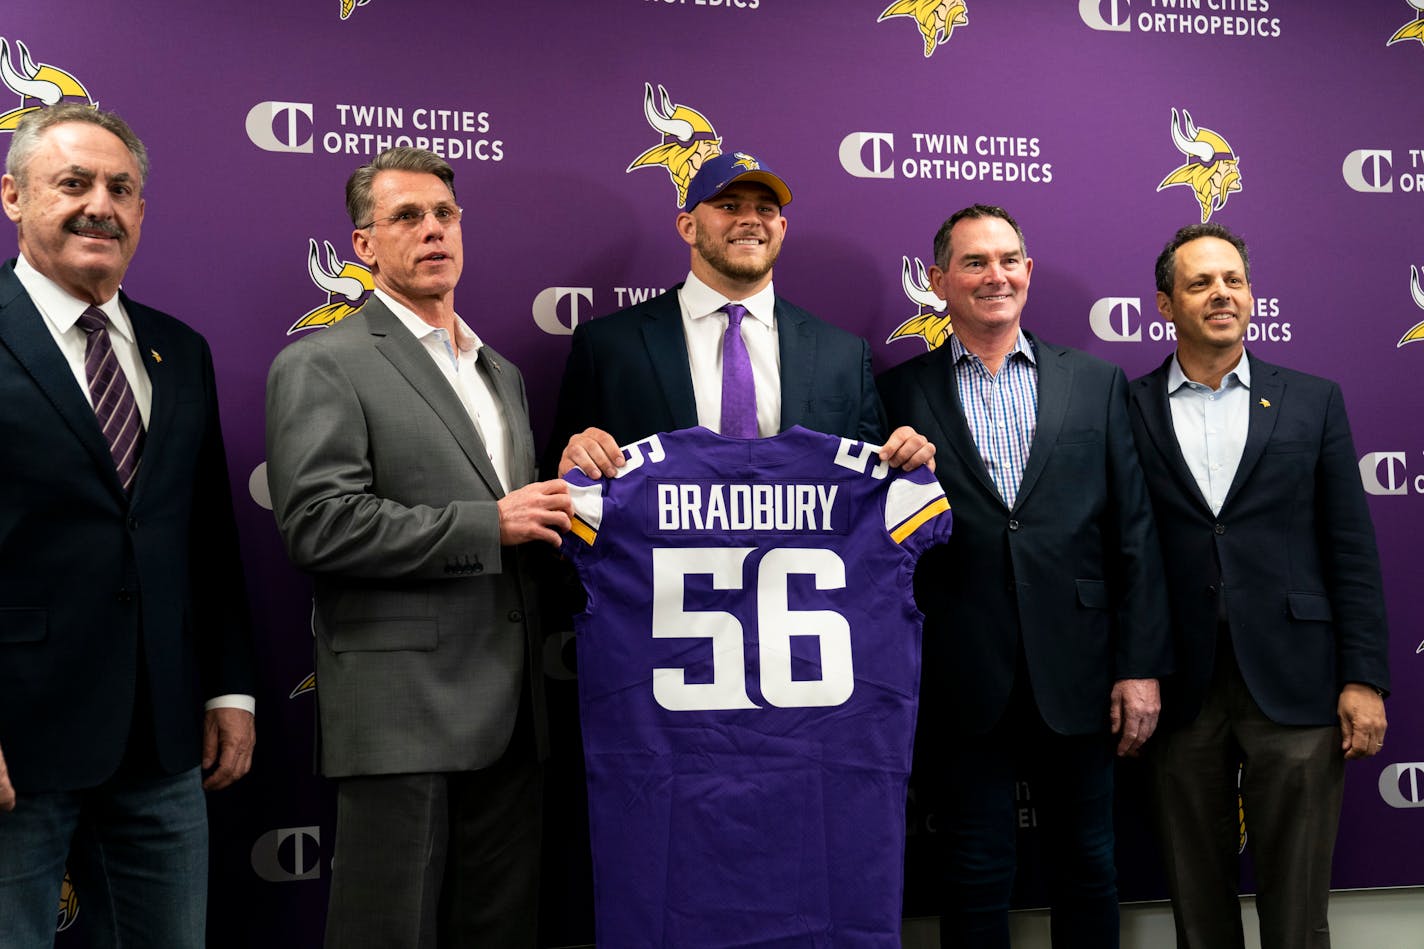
left=4, top=1, right=1420, bottom=944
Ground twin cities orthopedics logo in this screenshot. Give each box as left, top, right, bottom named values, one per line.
left=885, top=256, right=951, bottom=351
left=246, top=101, right=502, bottom=161
left=0, top=37, right=95, bottom=131
left=1088, top=295, right=1287, bottom=344
left=1157, top=108, right=1242, bottom=224
left=532, top=285, right=669, bottom=335
left=839, top=131, right=1053, bottom=184
left=627, top=83, right=722, bottom=208
left=251, top=826, right=323, bottom=882
left=1388, top=0, right=1424, bottom=46
left=1359, top=452, right=1424, bottom=497
left=878, top=0, right=969, bottom=58
left=1379, top=763, right=1424, bottom=809
left=1342, top=148, right=1424, bottom=195
left=1398, top=265, right=1424, bottom=347
left=290, top=239, right=374, bottom=334
left=1079, top=0, right=1281, bottom=37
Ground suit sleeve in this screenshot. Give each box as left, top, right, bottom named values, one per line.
left=191, top=337, right=259, bottom=700
left=265, top=339, right=504, bottom=581
left=1104, top=366, right=1172, bottom=680
left=542, top=321, right=595, bottom=477
left=1318, top=383, right=1390, bottom=694
left=854, top=338, right=889, bottom=445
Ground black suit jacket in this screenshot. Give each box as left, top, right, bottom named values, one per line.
left=878, top=332, right=1170, bottom=737
left=544, top=285, right=886, bottom=468
left=1128, top=353, right=1389, bottom=727
left=0, top=259, right=256, bottom=791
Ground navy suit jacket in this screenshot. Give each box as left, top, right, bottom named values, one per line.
left=544, top=285, right=886, bottom=469
left=0, top=259, right=256, bottom=791
left=878, top=332, right=1170, bottom=737
left=1128, top=353, right=1389, bottom=727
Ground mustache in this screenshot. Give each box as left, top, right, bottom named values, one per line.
left=65, top=215, right=124, bottom=238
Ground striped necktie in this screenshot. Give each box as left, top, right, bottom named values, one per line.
left=76, top=306, right=145, bottom=492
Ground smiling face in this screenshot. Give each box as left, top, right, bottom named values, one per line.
left=1, top=121, right=145, bottom=304
left=1157, top=235, right=1253, bottom=362
left=351, top=168, right=462, bottom=311
left=677, top=181, right=786, bottom=298
left=929, top=214, right=1032, bottom=342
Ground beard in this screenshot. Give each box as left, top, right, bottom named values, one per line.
left=695, top=228, right=781, bottom=285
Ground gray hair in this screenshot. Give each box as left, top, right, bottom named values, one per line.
left=5, top=104, right=149, bottom=189
left=933, top=204, right=1027, bottom=270
left=345, top=147, right=456, bottom=227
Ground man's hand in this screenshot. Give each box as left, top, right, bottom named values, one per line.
left=1338, top=683, right=1387, bottom=760
left=558, top=428, right=625, bottom=478
left=202, top=707, right=255, bottom=791
left=498, top=479, right=573, bottom=546
left=878, top=426, right=936, bottom=473
left=1109, top=678, right=1160, bottom=757
left=0, top=740, right=15, bottom=812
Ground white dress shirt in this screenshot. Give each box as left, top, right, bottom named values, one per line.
left=377, top=289, right=513, bottom=493
left=1167, top=351, right=1251, bottom=516
left=677, top=272, right=781, bottom=437
left=14, top=254, right=253, bottom=715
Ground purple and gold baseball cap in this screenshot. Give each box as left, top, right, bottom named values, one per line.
left=682, top=150, right=793, bottom=211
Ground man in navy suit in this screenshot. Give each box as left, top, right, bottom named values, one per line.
left=547, top=149, right=933, bottom=475
left=0, top=105, right=256, bottom=947
left=1128, top=223, right=1389, bottom=949
left=877, top=204, right=1170, bottom=948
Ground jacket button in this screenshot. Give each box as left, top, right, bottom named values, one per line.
left=116, top=589, right=133, bottom=604
left=508, top=610, right=523, bottom=623
left=1008, top=520, right=1020, bottom=532
left=127, top=516, right=139, bottom=530
left=1207, top=585, right=1218, bottom=596
left=1213, top=523, right=1227, bottom=535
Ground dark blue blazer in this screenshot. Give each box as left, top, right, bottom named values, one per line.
left=1128, top=353, right=1389, bottom=727
left=0, top=259, right=255, bottom=791
left=544, top=285, right=886, bottom=469
left=878, top=332, right=1170, bottom=737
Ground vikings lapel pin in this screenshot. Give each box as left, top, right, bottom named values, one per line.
left=150, top=349, right=162, bottom=363
left=1257, top=398, right=1270, bottom=408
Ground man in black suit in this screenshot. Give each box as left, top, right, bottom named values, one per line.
left=877, top=204, right=1170, bottom=948
left=0, top=104, right=256, bottom=946
left=1128, top=222, right=1389, bottom=949
left=548, top=149, right=932, bottom=474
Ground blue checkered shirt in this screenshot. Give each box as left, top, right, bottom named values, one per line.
left=950, top=330, right=1039, bottom=507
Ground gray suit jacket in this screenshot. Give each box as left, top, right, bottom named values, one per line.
left=265, top=297, right=545, bottom=777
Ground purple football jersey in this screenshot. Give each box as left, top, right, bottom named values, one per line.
left=562, top=426, right=952, bottom=948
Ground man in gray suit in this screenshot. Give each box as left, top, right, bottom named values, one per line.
left=266, top=147, right=572, bottom=949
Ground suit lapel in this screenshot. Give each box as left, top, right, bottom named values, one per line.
left=1131, top=358, right=1212, bottom=513
left=477, top=343, right=535, bottom=488
left=125, top=295, right=175, bottom=502
left=916, top=344, right=1002, bottom=504
left=0, top=262, right=126, bottom=500
left=1014, top=333, right=1067, bottom=509
left=1222, top=353, right=1283, bottom=509
left=640, top=293, right=699, bottom=431
left=364, top=299, right=507, bottom=497
left=776, top=299, right=815, bottom=430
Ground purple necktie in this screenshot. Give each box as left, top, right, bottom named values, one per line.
left=76, top=306, right=145, bottom=492
left=719, top=303, right=758, bottom=438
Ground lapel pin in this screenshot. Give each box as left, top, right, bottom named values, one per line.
left=1257, top=398, right=1271, bottom=408
left=150, top=349, right=162, bottom=363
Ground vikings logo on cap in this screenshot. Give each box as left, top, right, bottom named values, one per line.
left=1388, top=0, right=1424, bottom=46
left=679, top=151, right=792, bottom=212
left=0, top=38, right=95, bottom=132
left=289, top=238, right=375, bottom=334
left=887, top=256, right=952, bottom=351
left=340, top=0, right=373, bottom=19
left=1157, top=108, right=1242, bottom=224
left=878, top=0, right=969, bottom=58
left=1398, top=265, right=1424, bottom=347
left=627, top=83, right=722, bottom=208
left=56, top=871, right=79, bottom=932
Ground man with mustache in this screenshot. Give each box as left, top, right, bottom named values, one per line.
left=0, top=104, right=257, bottom=946
left=547, top=149, right=933, bottom=475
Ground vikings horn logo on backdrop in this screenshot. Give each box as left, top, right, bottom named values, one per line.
left=878, top=0, right=969, bottom=58
left=1388, top=0, right=1424, bottom=45
left=340, top=0, right=373, bottom=19
left=56, top=871, right=79, bottom=932
left=0, top=38, right=95, bottom=131
left=627, top=83, right=722, bottom=207
left=1157, top=108, right=1242, bottom=224
left=1398, top=265, right=1424, bottom=347
left=887, top=256, right=953, bottom=351
left=289, top=239, right=374, bottom=334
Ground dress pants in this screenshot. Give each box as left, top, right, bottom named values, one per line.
left=324, top=695, right=543, bottom=949
left=930, top=663, right=1119, bottom=949
left=1150, top=629, right=1343, bottom=949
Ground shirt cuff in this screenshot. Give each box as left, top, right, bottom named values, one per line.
left=204, top=694, right=256, bottom=715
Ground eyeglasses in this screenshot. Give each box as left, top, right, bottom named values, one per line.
left=358, top=205, right=462, bottom=230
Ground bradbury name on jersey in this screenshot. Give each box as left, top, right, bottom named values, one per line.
left=652, top=480, right=845, bottom=534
